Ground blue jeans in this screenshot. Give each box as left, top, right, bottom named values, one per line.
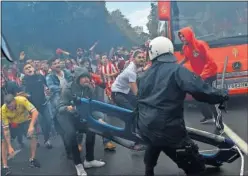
left=37, top=103, right=52, bottom=142
left=50, top=92, right=60, bottom=118
left=45, top=101, right=57, bottom=136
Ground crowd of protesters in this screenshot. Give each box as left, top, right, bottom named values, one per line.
left=1, top=42, right=151, bottom=176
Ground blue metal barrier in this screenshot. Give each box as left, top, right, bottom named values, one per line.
left=77, top=98, right=240, bottom=167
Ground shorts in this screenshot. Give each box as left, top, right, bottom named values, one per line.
left=10, top=121, right=37, bottom=139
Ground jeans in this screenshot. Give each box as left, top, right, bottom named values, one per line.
left=198, top=75, right=218, bottom=120
left=50, top=92, right=60, bottom=118
left=37, top=104, right=52, bottom=142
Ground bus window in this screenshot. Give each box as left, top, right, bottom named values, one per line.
left=170, top=2, right=247, bottom=48
left=158, top=21, right=168, bottom=37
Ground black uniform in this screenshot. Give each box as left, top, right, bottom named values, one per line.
left=137, top=54, right=228, bottom=175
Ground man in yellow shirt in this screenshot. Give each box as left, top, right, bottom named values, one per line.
left=1, top=94, right=40, bottom=168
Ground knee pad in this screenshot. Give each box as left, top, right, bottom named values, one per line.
left=176, top=143, right=205, bottom=174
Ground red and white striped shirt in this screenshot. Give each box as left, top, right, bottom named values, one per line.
left=39, top=70, right=46, bottom=76
left=101, top=61, right=119, bottom=99
left=101, top=61, right=119, bottom=84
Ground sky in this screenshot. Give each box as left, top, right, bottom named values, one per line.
left=105, top=2, right=151, bottom=33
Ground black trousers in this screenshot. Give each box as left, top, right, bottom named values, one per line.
left=199, top=75, right=218, bottom=120
left=111, top=91, right=137, bottom=110
left=144, top=138, right=205, bottom=176
left=55, top=113, right=95, bottom=165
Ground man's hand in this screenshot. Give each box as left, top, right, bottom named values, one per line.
left=8, top=146, right=15, bottom=156
left=104, top=74, right=111, bottom=77
left=63, top=51, right=70, bottom=55
left=98, top=118, right=105, bottom=124
left=44, top=87, right=50, bottom=96
left=179, top=58, right=188, bottom=65
left=67, top=105, right=75, bottom=112
left=27, top=125, right=35, bottom=137
left=143, top=64, right=151, bottom=71
left=19, top=51, right=25, bottom=60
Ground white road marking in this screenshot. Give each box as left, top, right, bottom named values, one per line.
left=186, top=117, right=248, bottom=156
left=224, top=123, right=248, bottom=156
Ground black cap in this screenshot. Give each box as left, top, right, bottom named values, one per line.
left=4, top=94, right=15, bottom=105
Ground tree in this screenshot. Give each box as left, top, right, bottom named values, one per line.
left=139, top=32, right=150, bottom=43
left=110, top=9, right=146, bottom=45
left=1, top=2, right=135, bottom=59
left=146, top=3, right=159, bottom=39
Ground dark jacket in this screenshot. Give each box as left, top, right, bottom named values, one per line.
left=45, top=69, right=72, bottom=95
left=137, top=54, right=228, bottom=148
left=57, top=67, right=100, bottom=119
left=22, top=74, right=47, bottom=110
left=1, top=80, right=21, bottom=106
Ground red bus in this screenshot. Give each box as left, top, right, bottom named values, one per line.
left=157, top=1, right=248, bottom=99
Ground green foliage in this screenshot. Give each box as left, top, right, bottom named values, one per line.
left=1, top=2, right=137, bottom=59
left=109, top=9, right=146, bottom=45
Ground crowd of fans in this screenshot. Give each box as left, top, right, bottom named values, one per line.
left=1, top=43, right=151, bottom=176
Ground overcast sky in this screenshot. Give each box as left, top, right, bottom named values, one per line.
left=105, top=2, right=151, bottom=33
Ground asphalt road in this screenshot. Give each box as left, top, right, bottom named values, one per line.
left=5, top=97, right=248, bottom=176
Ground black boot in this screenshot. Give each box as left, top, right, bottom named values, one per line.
left=145, top=166, right=154, bottom=176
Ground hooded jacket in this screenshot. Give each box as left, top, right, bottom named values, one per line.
left=57, top=67, right=101, bottom=120
left=137, top=54, right=228, bottom=147
left=46, top=69, right=72, bottom=95
left=179, top=27, right=217, bottom=80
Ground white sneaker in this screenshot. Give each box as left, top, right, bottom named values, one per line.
left=84, top=160, right=105, bottom=169
left=75, top=164, right=87, bottom=176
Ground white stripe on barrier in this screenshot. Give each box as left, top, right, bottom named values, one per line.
left=224, top=123, right=248, bottom=156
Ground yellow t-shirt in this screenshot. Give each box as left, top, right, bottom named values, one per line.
left=1, top=96, right=36, bottom=128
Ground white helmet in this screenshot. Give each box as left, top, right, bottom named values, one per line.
left=148, top=36, right=174, bottom=61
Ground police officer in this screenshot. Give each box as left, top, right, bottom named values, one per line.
left=136, top=36, right=228, bottom=176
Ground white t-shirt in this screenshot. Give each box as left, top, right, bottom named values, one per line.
left=111, top=62, right=137, bottom=94
left=57, top=71, right=67, bottom=89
